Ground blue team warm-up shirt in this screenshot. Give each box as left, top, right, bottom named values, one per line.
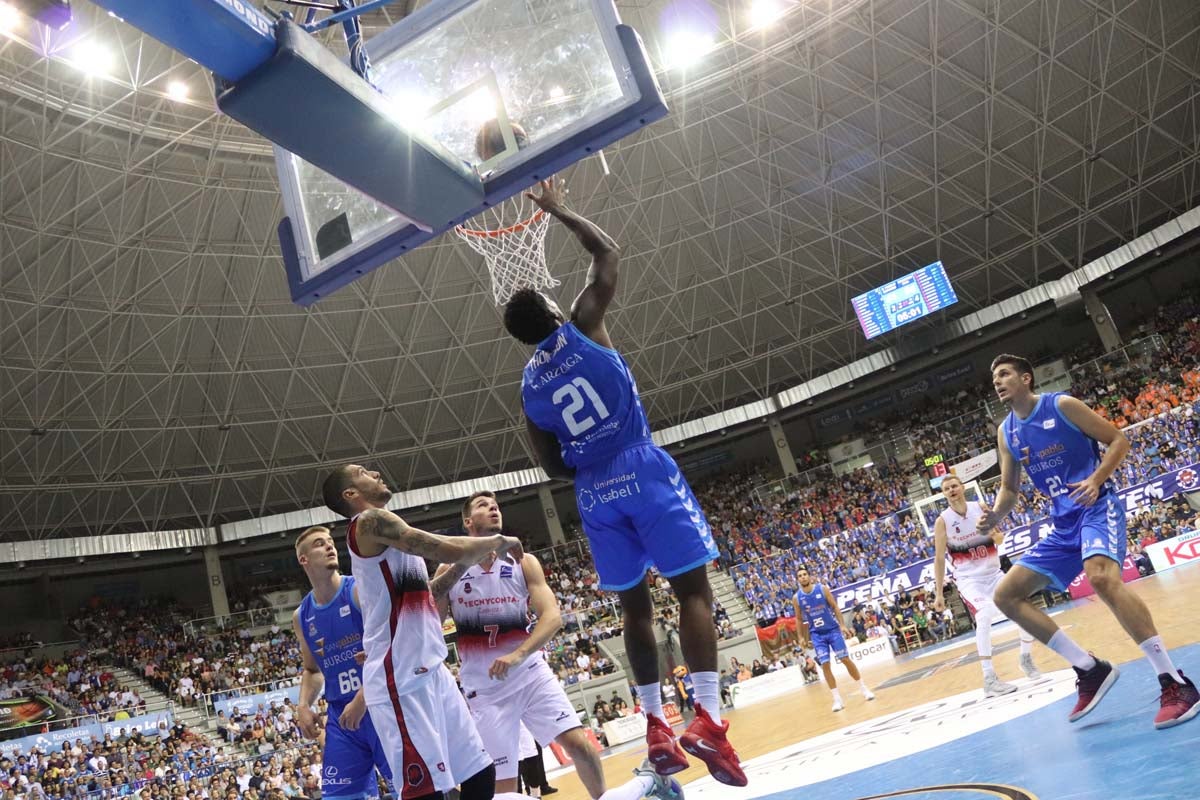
left=521, top=322, right=717, bottom=591
left=298, top=576, right=392, bottom=799
left=1002, top=392, right=1126, bottom=590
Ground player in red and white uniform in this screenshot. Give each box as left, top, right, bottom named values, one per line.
left=433, top=491, right=679, bottom=800
left=932, top=473, right=1042, bottom=697
left=322, top=463, right=525, bottom=800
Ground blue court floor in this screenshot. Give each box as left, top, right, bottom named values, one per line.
left=682, top=643, right=1200, bottom=800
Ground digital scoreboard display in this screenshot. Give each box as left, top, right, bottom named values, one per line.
left=851, top=261, right=958, bottom=339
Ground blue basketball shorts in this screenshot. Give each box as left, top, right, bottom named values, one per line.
left=574, top=443, right=720, bottom=591
left=1017, top=493, right=1127, bottom=592
left=811, top=629, right=849, bottom=665
left=321, top=706, right=393, bottom=799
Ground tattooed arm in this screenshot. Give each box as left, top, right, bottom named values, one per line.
left=429, top=563, right=471, bottom=619
left=353, top=507, right=524, bottom=565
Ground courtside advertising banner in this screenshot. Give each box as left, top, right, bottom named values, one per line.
left=1145, top=529, right=1200, bottom=573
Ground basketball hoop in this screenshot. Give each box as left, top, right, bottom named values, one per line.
left=455, top=192, right=558, bottom=306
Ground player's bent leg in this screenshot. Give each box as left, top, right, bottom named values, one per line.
left=1083, top=554, right=1157, bottom=642
left=993, top=565, right=1059, bottom=643
left=556, top=727, right=606, bottom=799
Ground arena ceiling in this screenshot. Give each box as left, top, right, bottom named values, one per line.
left=1, top=0, right=1199, bottom=541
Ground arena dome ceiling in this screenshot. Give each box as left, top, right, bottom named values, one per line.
left=1, top=0, right=1199, bottom=541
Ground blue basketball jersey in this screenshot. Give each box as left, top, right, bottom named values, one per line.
left=795, top=583, right=839, bottom=631
left=1002, top=392, right=1107, bottom=521
left=521, top=322, right=652, bottom=469
left=298, top=575, right=365, bottom=709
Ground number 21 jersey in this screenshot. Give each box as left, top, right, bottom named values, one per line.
left=521, top=322, right=652, bottom=469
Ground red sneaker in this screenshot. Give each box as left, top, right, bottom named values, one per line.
left=1068, top=658, right=1119, bottom=723
left=678, top=703, right=747, bottom=787
left=1155, top=672, right=1200, bottom=730
left=645, top=713, right=689, bottom=776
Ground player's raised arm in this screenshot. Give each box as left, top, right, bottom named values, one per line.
left=524, top=178, right=620, bottom=347
left=979, top=428, right=1022, bottom=534
left=292, top=609, right=324, bottom=740
left=355, top=507, right=523, bottom=565
left=524, top=412, right=575, bottom=480
left=932, top=516, right=948, bottom=612
left=1055, top=395, right=1130, bottom=506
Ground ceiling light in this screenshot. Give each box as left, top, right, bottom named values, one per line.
left=548, top=85, right=565, bottom=101
left=0, top=3, right=21, bottom=34
left=70, top=39, right=113, bottom=76
left=166, top=80, right=189, bottom=101
left=663, top=30, right=715, bottom=70
left=749, top=0, right=785, bottom=29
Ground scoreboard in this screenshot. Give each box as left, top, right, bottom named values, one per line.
left=851, top=261, right=958, bottom=339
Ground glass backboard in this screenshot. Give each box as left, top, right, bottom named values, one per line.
left=274, top=0, right=662, bottom=303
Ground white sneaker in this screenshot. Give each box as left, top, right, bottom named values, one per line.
left=635, top=758, right=683, bottom=799
left=1020, top=653, right=1042, bottom=680
left=983, top=674, right=1018, bottom=697
left=862, top=687, right=876, bottom=701
left=831, top=697, right=845, bottom=712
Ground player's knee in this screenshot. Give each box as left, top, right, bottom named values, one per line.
left=1083, top=561, right=1122, bottom=598
left=558, top=727, right=595, bottom=758
left=993, top=581, right=1020, bottom=614
left=974, top=604, right=996, bottom=627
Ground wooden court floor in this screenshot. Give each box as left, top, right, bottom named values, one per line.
left=542, top=563, right=1200, bottom=800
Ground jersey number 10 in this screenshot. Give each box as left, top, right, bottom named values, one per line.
left=552, top=377, right=611, bottom=436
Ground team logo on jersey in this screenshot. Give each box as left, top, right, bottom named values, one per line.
left=579, top=489, right=596, bottom=512
left=1019, top=447, right=1031, bottom=465
left=1179, top=468, right=1198, bottom=489
left=500, top=565, right=513, bottom=579
left=406, top=764, right=425, bottom=787
left=463, top=583, right=471, bottom=594
left=1042, top=419, right=1056, bottom=430
left=339, top=605, right=351, bottom=617
left=308, top=623, right=317, bottom=637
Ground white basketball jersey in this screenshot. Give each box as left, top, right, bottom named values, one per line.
left=447, top=557, right=547, bottom=699
left=347, top=515, right=448, bottom=706
left=939, top=502, right=1001, bottom=579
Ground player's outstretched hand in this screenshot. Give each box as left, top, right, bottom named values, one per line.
left=977, top=507, right=996, bottom=534
left=488, top=651, right=527, bottom=681
left=339, top=691, right=367, bottom=732
left=525, top=177, right=565, bottom=211
left=297, top=705, right=320, bottom=740
left=494, top=535, right=525, bottom=564
left=1067, top=476, right=1102, bottom=506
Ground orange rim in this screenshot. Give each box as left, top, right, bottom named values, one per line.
left=455, top=209, right=546, bottom=238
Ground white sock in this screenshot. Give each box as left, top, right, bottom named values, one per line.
left=859, top=679, right=872, bottom=692
left=637, top=683, right=664, bottom=720
left=690, top=671, right=721, bottom=723
left=598, top=775, right=657, bottom=800
left=1019, top=633, right=1034, bottom=655
left=831, top=688, right=842, bottom=702
left=980, top=658, right=996, bottom=677
left=1047, top=630, right=1097, bottom=671
left=1139, top=636, right=1184, bottom=683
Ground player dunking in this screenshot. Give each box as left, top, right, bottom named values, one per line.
left=931, top=475, right=1041, bottom=697
left=981, top=354, right=1200, bottom=728
left=432, top=490, right=679, bottom=800
left=502, top=178, right=745, bottom=786
left=793, top=567, right=875, bottom=711
left=292, top=526, right=393, bottom=800
left=322, top=464, right=524, bottom=800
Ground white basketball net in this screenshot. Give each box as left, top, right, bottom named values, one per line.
left=455, top=193, right=558, bottom=306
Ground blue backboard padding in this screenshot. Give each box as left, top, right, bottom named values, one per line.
left=282, top=24, right=669, bottom=305
left=218, top=19, right=482, bottom=233
left=91, top=0, right=276, bottom=82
